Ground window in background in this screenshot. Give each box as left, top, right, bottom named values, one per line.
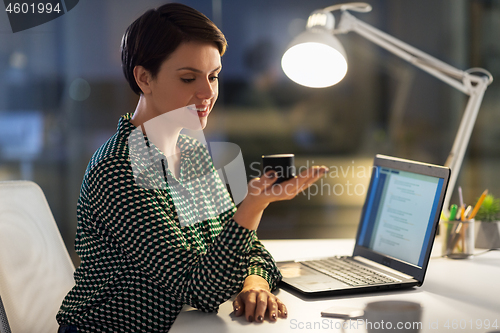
left=0, top=0, right=498, bottom=266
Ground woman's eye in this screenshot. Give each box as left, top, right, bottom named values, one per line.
left=181, top=78, right=195, bottom=83
left=209, top=76, right=219, bottom=82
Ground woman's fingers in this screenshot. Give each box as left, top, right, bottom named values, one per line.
left=245, top=166, right=328, bottom=206
left=254, top=292, right=268, bottom=322
left=267, top=295, right=279, bottom=322
left=296, top=165, right=328, bottom=181
left=253, top=171, right=278, bottom=190
left=234, top=290, right=287, bottom=323
left=275, top=166, right=328, bottom=198
left=232, top=297, right=244, bottom=317
left=247, top=171, right=278, bottom=198
left=296, top=166, right=328, bottom=192
left=277, top=298, right=288, bottom=318
left=244, top=292, right=257, bottom=322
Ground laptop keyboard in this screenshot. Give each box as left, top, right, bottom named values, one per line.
left=301, top=257, right=401, bottom=286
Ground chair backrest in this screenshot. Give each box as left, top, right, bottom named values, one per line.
left=0, top=181, right=75, bottom=333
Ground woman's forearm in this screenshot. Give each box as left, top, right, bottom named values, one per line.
left=232, top=195, right=268, bottom=230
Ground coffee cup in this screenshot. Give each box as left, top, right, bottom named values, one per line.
left=261, top=154, right=295, bottom=184
left=363, top=300, right=422, bottom=333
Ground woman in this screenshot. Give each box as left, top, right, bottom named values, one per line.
left=57, top=3, right=327, bottom=332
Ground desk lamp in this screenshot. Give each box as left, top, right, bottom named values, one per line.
left=281, top=2, right=493, bottom=211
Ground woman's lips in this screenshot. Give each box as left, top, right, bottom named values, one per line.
left=187, top=105, right=210, bottom=118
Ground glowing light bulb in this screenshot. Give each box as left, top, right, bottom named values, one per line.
left=282, top=28, right=348, bottom=88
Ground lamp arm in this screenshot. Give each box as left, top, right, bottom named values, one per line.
left=323, top=2, right=372, bottom=13
left=336, top=11, right=489, bottom=91
left=335, top=9, right=492, bottom=211
left=443, top=79, right=488, bottom=212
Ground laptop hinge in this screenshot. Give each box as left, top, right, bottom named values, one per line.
left=353, top=256, right=414, bottom=279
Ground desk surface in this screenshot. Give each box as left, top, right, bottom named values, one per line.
left=171, top=238, right=500, bottom=333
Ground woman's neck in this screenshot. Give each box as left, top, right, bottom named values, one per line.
left=130, top=95, right=182, bottom=160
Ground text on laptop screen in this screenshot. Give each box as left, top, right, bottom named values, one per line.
left=357, top=166, right=444, bottom=267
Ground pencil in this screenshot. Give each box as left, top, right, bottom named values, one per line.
left=469, top=189, right=488, bottom=220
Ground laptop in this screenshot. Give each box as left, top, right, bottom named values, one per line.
left=277, top=154, right=450, bottom=296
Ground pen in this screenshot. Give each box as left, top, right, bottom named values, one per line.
left=449, top=204, right=458, bottom=221
left=449, top=222, right=463, bottom=252
left=458, top=186, right=465, bottom=221
left=464, top=205, right=472, bottom=220
left=469, top=189, right=488, bottom=220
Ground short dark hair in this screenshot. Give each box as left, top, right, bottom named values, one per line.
left=121, top=3, right=227, bottom=95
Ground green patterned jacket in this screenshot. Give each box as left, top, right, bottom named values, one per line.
left=57, top=114, right=282, bottom=332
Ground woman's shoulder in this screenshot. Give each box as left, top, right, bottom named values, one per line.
left=85, top=116, right=134, bottom=178
left=84, top=134, right=130, bottom=182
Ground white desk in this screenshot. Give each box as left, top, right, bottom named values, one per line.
left=171, top=239, right=500, bottom=333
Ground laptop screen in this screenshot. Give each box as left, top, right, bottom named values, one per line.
left=357, top=166, right=444, bottom=267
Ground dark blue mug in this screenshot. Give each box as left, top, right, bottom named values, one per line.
left=262, top=154, right=296, bottom=184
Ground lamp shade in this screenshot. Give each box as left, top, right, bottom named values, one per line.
left=281, top=29, right=348, bottom=88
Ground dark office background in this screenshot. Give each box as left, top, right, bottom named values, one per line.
left=1, top=0, right=499, bottom=266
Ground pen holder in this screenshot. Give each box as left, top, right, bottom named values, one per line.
left=440, top=219, right=475, bottom=259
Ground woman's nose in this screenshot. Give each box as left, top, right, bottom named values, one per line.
left=197, top=78, right=216, bottom=100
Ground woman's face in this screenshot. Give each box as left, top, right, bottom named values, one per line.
left=145, top=41, right=221, bottom=130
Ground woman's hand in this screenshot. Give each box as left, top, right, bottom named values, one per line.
left=248, top=165, right=328, bottom=206
left=233, top=165, right=328, bottom=230
left=233, top=275, right=287, bottom=322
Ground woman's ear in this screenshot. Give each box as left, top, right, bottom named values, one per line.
left=133, top=66, right=153, bottom=95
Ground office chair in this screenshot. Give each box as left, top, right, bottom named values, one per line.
left=0, top=181, right=75, bottom=333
